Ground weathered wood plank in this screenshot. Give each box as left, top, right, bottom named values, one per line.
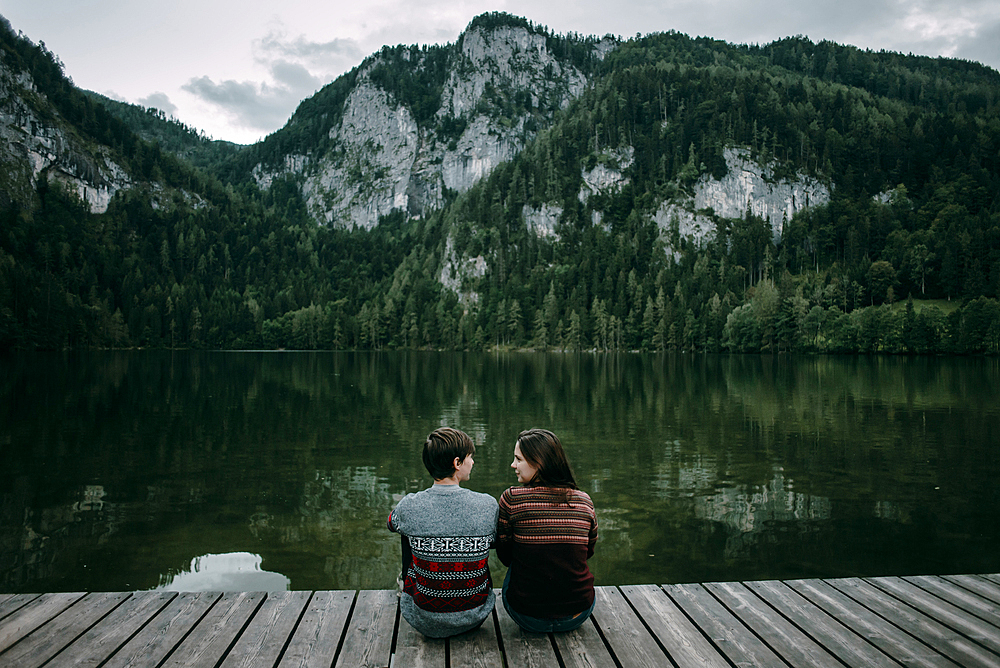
left=334, top=589, right=396, bottom=668
left=278, top=590, right=355, bottom=668
left=619, top=585, right=728, bottom=668
left=0, top=592, right=83, bottom=654
left=160, top=592, right=266, bottom=668
left=552, top=616, right=617, bottom=668
left=220, top=591, right=312, bottom=668
left=983, top=574, right=1000, bottom=588
left=493, top=591, right=559, bottom=668
left=705, top=581, right=842, bottom=668
left=747, top=580, right=899, bottom=667
left=0, top=594, right=41, bottom=622
left=449, top=608, right=503, bottom=667
left=44, top=591, right=177, bottom=668
left=786, top=578, right=960, bottom=668
left=665, top=582, right=783, bottom=667
left=869, top=576, right=1000, bottom=655
left=391, top=614, right=446, bottom=667
left=0, top=592, right=130, bottom=668
left=829, top=577, right=1000, bottom=667
left=589, top=586, right=667, bottom=667
left=943, top=575, right=1000, bottom=607
left=906, top=576, right=1000, bottom=626
left=101, top=592, right=221, bottom=668
left=3, top=576, right=998, bottom=668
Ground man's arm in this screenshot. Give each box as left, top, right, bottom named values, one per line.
left=387, top=509, right=398, bottom=532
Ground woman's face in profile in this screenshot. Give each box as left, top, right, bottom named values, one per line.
left=511, top=442, right=538, bottom=484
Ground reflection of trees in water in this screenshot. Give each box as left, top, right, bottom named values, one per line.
left=2, top=352, right=999, bottom=591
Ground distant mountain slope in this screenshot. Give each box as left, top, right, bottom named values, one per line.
left=83, top=91, right=243, bottom=172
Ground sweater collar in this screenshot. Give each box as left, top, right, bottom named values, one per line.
left=429, top=483, right=465, bottom=493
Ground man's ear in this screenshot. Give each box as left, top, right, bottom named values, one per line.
left=453, top=456, right=462, bottom=471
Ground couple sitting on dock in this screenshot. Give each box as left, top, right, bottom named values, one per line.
left=387, top=427, right=598, bottom=638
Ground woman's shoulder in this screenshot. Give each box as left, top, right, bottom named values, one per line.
left=568, top=488, right=595, bottom=508
left=500, top=485, right=524, bottom=501
left=503, top=485, right=592, bottom=503
left=500, top=485, right=541, bottom=503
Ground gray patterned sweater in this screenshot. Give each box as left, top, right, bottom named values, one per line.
left=387, top=483, right=499, bottom=637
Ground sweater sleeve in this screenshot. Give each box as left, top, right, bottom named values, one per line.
left=387, top=497, right=405, bottom=533
left=587, top=511, right=598, bottom=559
left=496, top=489, right=513, bottom=566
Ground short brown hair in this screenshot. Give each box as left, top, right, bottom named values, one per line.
left=423, top=427, right=475, bottom=480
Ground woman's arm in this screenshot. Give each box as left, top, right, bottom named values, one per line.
left=496, top=489, right=514, bottom=566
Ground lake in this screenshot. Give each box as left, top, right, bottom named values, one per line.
left=1, top=351, right=998, bottom=593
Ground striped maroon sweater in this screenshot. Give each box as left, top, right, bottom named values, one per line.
left=497, top=485, right=597, bottom=618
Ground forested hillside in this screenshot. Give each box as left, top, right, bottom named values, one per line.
left=1, top=13, right=999, bottom=354
left=81, top=92, right=243, bottom=172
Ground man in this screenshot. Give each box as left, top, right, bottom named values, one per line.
left=387, top=427, right=498, bottom=637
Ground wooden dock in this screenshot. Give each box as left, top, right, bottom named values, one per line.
left=2, top=574, right=1000, bottom=667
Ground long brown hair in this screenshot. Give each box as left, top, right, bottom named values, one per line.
left=516, top=429, right=579, bottom=494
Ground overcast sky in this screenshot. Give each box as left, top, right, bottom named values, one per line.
left=4, top=0, right=999, bottom=145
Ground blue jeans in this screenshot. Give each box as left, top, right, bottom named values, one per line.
left=501, top=569, right=595, bottom=633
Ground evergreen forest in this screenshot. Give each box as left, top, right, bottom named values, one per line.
left=2, top=13, right=1000, bottom=354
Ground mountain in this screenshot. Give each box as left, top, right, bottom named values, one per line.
left=2, top=13, right=999, bottom=354
left=224, top=13, right=615, bottom=229
left=0, top=27, right=131, bottom=215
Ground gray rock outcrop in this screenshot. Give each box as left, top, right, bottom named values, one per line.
left=0, top=60, right=131, bottom=213
left=655, top=147, right=831, bottom=251
left=251, top=23, right=613, bottom=230
left=514, top=144, right=829, bottom=253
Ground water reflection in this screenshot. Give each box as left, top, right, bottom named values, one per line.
left=154, top=552, right=289, bottom=591
left=0, top=351, right=998, bottom=593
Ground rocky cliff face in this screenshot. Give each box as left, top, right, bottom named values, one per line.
left=0, top=58, right=131, bottom=214
left=251, top=23, right=613, bottom=230
left=515, top=145, right=829, bottom=245
left=655, top=147, right=831, bottom=247
left=439, top=143, right=829, bottom=297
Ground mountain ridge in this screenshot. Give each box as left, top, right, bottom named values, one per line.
left=1, top=11, right=999, bottom=354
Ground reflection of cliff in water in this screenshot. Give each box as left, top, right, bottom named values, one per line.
left=155, top=552, right=289, bottom=591
left=2, top=482, right=112, bottom=586
left=693, top=470, right=831, bottom=558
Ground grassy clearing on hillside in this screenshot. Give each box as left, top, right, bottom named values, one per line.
left=890, top=298, right=961, bottom=315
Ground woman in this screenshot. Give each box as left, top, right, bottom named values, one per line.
left=497, top=428, right=598, bottom=633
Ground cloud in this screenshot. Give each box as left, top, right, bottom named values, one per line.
left=182, top=74, right=302, bottom=133
left=955, top=18, right=1000, bottom=69
left=137, top=91, right=178, bottom=117
left=893, top=0, right=1000, bottom=69
left=180, top=28, right=370, bottom=136
left=269, top=60, right=323, bottom=91
left=254, top=31, right=365, bottom=66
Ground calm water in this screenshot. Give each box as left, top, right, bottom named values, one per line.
left=1, top=351, right=998, bottom=593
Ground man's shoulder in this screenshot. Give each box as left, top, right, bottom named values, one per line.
left=392, top=488, right=433, bottom=515
left=398, top=486, right=496, bottom=507
left=455, top=488, right=498, bottom=514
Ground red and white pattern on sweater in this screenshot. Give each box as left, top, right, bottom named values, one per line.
left=404, top=535, right=493, bottom=613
